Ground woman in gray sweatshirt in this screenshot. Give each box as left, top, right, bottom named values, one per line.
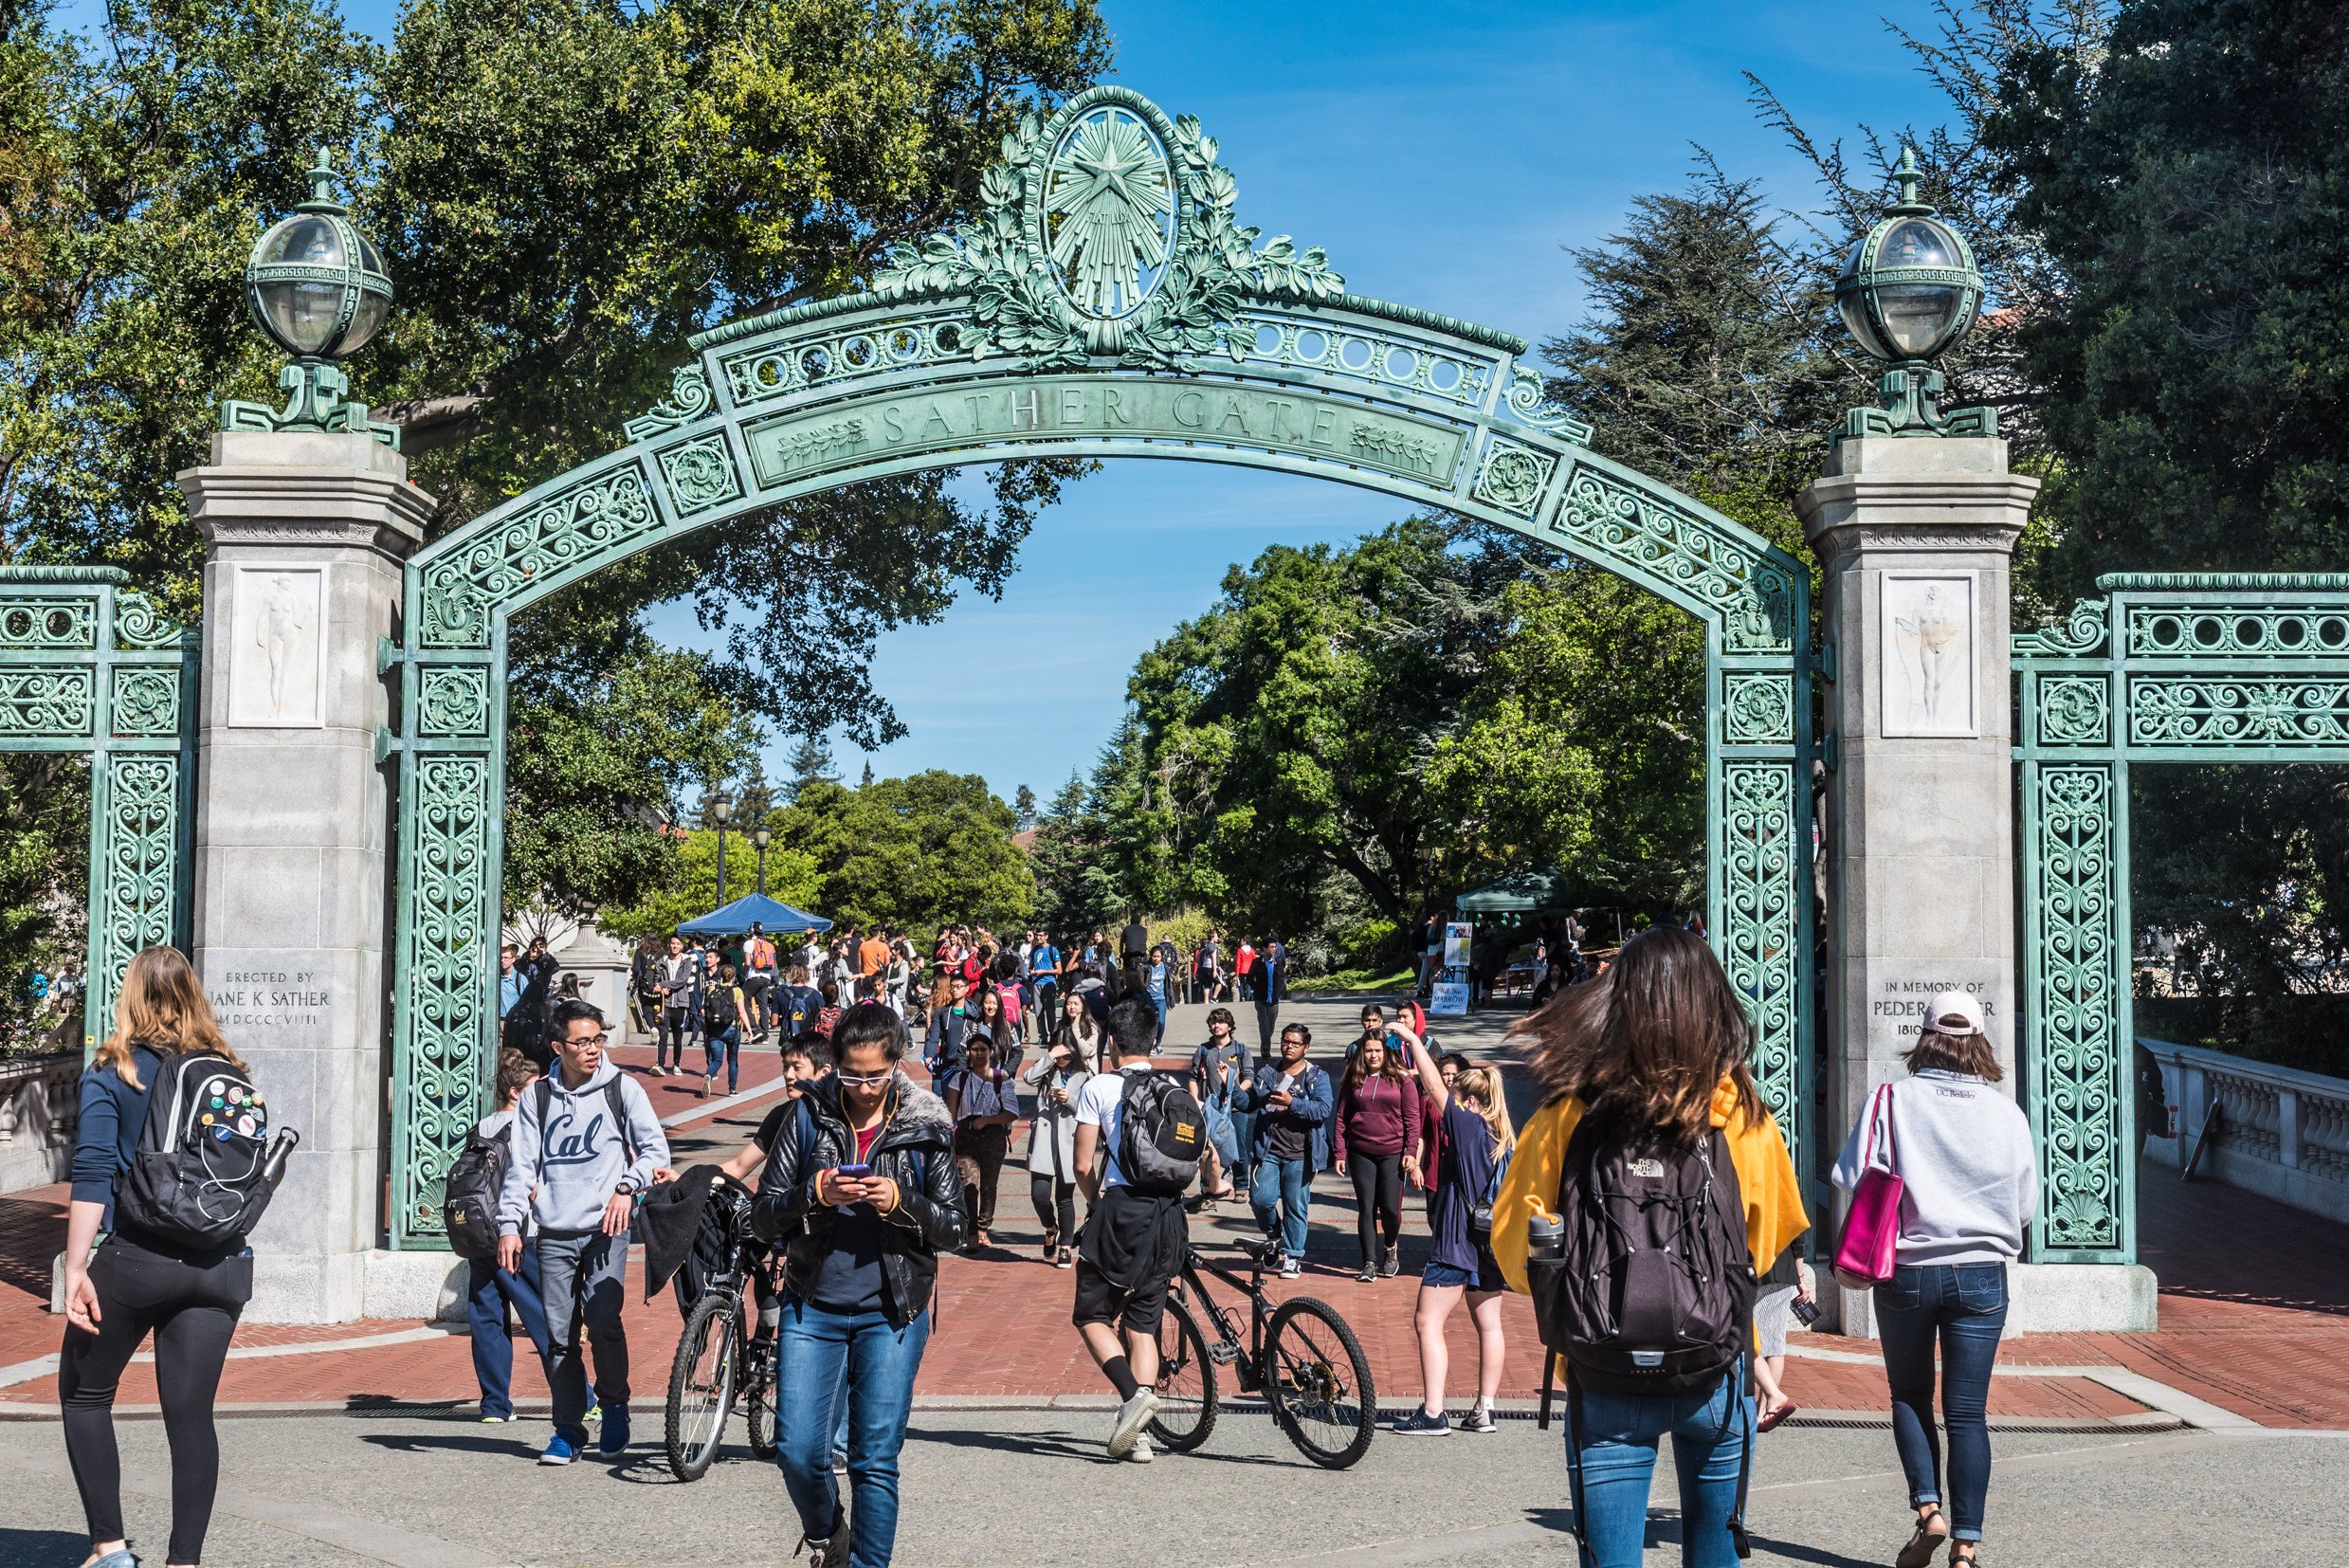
left=1831, top=990, right=2037, bottom=1568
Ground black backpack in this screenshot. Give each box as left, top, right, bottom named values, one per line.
left=1528, top=1115, right=1755, bottom=1397
left=441, top=1121, right=513, bottom=1262
left=117, top=1049, right=286, bottom=1249
left=1115, top=1069, right=1206, bottom=1196
left=703, top=984, right=742, bottom=1034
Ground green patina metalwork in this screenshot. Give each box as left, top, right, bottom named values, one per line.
left=1836, top=149, right=1994, bottom=442
left=380, top=84, right=1817, bottom=1248
left=0, top=567, right=199, bottom=1049
left=2014, top=572, right=2349, bottom=1263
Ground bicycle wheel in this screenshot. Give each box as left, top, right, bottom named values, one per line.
left=665, top=1291, right=739, bottom=1481
left=1265, top=1295, right=1376, bottom=1468
left=1146, top=1295, right=1217, bottom=1452
left=744, top=1337, right=778, bottom=1461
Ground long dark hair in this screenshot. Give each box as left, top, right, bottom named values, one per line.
left=1339, top=1030, right=1405, bottom=1093
left=1509, top=925, right=1762, bottom=1143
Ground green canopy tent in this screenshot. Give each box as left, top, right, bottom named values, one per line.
left=1452, top=867, right=1642, bottom=944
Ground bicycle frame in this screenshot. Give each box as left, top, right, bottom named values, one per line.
left=1174, top=1246, right=1275, bottom=1396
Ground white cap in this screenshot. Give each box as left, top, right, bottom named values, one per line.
left=1923, top=990, right=1987, bottom=1037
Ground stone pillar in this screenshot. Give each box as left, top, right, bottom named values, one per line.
left=181, top=431, right=434, bottom=1324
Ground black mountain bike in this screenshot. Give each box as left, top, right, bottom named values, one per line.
left=664, top=1176, right=779, bottom=1480
left=1146, top=1239, right=1376, bottom=1468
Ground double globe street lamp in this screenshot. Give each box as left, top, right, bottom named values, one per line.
left=222, top=148, right=400, bottom=446
left=1835, top=147, right=1994, bottom=439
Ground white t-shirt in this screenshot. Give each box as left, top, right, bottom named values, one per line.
left=1074, top=1062, right=1156, bottom=1191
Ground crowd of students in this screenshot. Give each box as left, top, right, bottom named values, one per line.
left=56, top=922, right=2042, bottom=1568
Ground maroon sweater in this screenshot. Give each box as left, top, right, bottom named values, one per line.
left=1333, top=1072, right=1422, bottom=1162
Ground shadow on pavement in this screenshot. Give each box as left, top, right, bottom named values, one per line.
left=1523, top=1507, right=1880, bottom=1568
left=0, top=1529, right=87, bottom=1568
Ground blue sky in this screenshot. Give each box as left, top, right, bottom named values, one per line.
left=654, top=0, right=1948, bottom=806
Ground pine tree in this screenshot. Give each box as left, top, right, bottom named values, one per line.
left=1014, top=784, right=1038, bottom=830
left=784, top=733, right=837, bottom=803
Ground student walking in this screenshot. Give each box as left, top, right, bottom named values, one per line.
left=1251, top=933, right=1286, bottom=1055
left=943, top=1034, right=1018, bottom=1250
left=702, top=963, right=749, bottom=1098
left=497, top=999, right=670, bottom=1465
left=750, top=1003, right=962, bottom=1568
left=1188, top=1007, right=1249, bottom=1206
left=59, top=946, right=273, bottom=1568
left=1831, top=991, right=2036, bottom=1568
left=1494, top=927, right=1807, bottom=1568
left=1392, top=1032, right=1511, bottom=1433
left=657, top=936, right=699, bottom=1077
left=1245, top=1023, right=1332, bottom=1279
left=1022, top=1030, right=1095, bottom=1267
left=922, top=972, right=974, bottom=1075
left=1071, top=997, right=1194, bottom=1462
left=1333, top=1024, right=1420, bottom=1281
left=743, top=923, right=779, bottom=1041
left=467, top=1049, right=555, bottom=1423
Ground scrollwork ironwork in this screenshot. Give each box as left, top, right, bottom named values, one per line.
left=1472, top=437, right=1556, bottom=518
left=2012, top=595, right=2108, bottom=658
left=393, top=755, right=495, bottom=1241
left=1723, top=673, right=1796, bottom=744
left=1552, top=464, right=1796, bottom=653
left=417, top=465, right=661, bottom=647
left=2028, top=764, right=2121, bottom=1253
left=416, top=667, right=490, bottom=738
left=90, top=756, right=180, bottom=1032
left=2036, top=674, right=2108, bottom=746
left=2129, top=676, right=2349, bottom=747
left=1721, top=760, right=1801, bottom=1138
left=109, top=667, right=181, bottom=737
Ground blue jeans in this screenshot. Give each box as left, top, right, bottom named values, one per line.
left=1875, top=1262, right=2010, bottom=1541
left=1227, top=1106, right=1256, bottom=1178
left=705, top=1025, right=741, bottom=1091
left=1250, top=1155, right=1312, bottom=1260
left=776, top=1298, right=931, bottom=1568
left=467, top=1249, right=552, bottom=1419
left=537, top=1230, right=629, bottom=1445
left=1566, top=1369, right=1752, bottom=1568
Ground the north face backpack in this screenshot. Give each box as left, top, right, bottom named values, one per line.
left=1115, top=1069, right=1206, bottom=1196
left=441, top=1122, right=513, bottom=1263
left=117, top=1050, right=287, bottom=1249
left=1529, top=1114, right=1756, bottom=1398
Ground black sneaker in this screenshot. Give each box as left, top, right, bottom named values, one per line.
left=1380, top=1248, right=1401, bottom=1279
left=1391, top=1407, right=1451, bottom=1436
left=1357, top=1262, right=1377, bottom=1283
left=1460, top=1404, right=1498, bottom=1433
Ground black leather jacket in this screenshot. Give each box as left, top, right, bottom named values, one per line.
left=749, top=1068, right=963, bottom=1327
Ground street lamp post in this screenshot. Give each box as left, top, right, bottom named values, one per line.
left=711, top=791, right=735, bottom=907
left=753, top=826, right=773, bottom=897
left=1834, top=147, right=1993, bottom=440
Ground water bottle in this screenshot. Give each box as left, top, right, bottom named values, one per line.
left=262, top=1126, right=301, bottom=1190
left=1527, top=1210, right=1565, bottom=1260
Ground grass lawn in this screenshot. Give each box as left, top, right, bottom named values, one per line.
left=1291, top=964, right=1416, bottom=994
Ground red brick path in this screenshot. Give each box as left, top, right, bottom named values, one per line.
left=8, top=1058, right=2347, bottom=1427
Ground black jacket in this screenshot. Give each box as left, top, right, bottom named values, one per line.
left=750, top=1068, right=963, bottom=1327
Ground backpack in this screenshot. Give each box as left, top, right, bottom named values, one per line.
left=1114, top=1068, right=1207, bottom=1196
left=703, top=984, right=742, bottom=1033
left=442, top=1121, right=513, bottom=1262
left=117, top=1049, right=286, bottom=1249
left=1529, top=1115, right=1756, bottom=1398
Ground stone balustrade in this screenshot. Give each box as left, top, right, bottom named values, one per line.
left=0, top=1051, right=79, bottom=1194
left=2142, top=1036, right=2349, bottom=1224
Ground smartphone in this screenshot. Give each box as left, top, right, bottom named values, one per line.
left=1790, top=1298, right=1820, bottom=1328
left=835, top=1162, right=872, bottom=1179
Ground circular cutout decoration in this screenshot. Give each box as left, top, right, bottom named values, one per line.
left=1041, top=102, right=1175, bottom=320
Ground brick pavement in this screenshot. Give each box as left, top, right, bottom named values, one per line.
left=7, top=1024, right=2348, bottom=1430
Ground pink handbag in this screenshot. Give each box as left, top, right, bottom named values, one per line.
left=1832, top=1084, right=1904, bottom=1288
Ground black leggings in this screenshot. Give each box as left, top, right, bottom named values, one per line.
left=61, top=1234, right=250, bottom=1565
left=1029, top=1173, right=1076, bottom=1243
left=1347, top=1152, right=1404, bottom=1263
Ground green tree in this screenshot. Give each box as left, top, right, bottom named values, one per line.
left=597, top=826, right=821, bottom=941
left=1028, top=772, right=1130, bottom=939
left=774, top=770, right=1031, bottom=934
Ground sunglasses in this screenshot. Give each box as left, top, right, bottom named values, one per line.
left=836, top=1069, right=893, bottom=1087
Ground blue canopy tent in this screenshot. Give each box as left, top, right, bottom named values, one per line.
left=675, top=893, right=833, bottom=938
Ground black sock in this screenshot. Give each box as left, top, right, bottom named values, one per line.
left=1103, top=1354, right=1140, bottom=1401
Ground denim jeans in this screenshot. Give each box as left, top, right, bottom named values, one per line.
left=1226, top=1105, right=1256, bottom=1179
left=1250, top=1156, right=1312, bottom=1260
left=776, top=1297, right=931, bottom=1568
left=466, top=1249, right=552, bottom=1419
left=537, top=1230, right=629, bottom=1445
left=1565, top=1369, right=1752, bottom=1568
left=704, top=1025, right=741, bottom=1092
left=1875, top=1262, right=2010, bottom=1541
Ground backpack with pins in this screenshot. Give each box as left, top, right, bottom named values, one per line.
left=118, top=1049, right=297, bottom=1249
left=1115, top=1069, right=1207, bottom=1196
left=441, top=1121, right=514, bottom=1263
left=1528, top=1111, right=1756, bottom=1396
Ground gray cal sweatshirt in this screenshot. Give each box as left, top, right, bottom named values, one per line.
left=1830, top=1069, right=2038, bottom=1267
left=497, top=1061, right=670, bottom=1236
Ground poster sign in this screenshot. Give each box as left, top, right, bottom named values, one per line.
left=1429, top=921, right=1475, bottom=1015
left=1429, top=979, right=1469, bottom=1016
left=1443, top=921, right=1472, bottom=970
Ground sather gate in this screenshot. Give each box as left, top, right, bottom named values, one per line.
left=375, top=87, right=1816, bottom=1248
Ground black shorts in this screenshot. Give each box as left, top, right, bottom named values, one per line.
left=1071, top=1257, right=1171, bottom=1335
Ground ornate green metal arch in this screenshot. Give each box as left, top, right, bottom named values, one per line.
left=2015, top=572, right=2349, bottom=1262
left=0, top=567, right=199, bottom=1048
left=381, top=85, right=1816, bottom=1246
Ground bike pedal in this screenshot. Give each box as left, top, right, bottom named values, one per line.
left=1206, top=1339, right=1243, bottom=1365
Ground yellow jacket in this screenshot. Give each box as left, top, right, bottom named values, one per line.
left=1494, top=1077, right=1809, bottom=1298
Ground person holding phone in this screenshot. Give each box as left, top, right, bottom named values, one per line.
left=750, top=1003, right=961, bottom=1568
left=1752, top=1250, right=1816, bottom=1431
left=1023, top=1026, right=1095, bottom=1267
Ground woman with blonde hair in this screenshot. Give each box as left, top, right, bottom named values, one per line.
left=60, top=946, right=267, bottom=1568
left=1392, top=1023, right=1513, bottom=1434
left=1492, top=925, right=1806, bottom=1568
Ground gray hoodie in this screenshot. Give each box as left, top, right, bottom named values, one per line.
left=1831, top=1068, right=2038, bottom=1267
left=497, top=1061, right=670, bottom=1236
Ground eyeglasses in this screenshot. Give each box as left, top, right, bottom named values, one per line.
left=836, top=1069, right=892, bottom=1086
left=567, top=1032, right=610, bottom=1049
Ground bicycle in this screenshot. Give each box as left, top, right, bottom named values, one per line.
left=1146, top=1238, right=1376, bottom=1468
left=664, top=1176, right=779, bottom=1481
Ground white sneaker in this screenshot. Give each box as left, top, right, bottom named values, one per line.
left=1106, top=1388, right=1159, bottom=1458
left=1279, top=1259, right=1302, bottom=1280
left=1128, top=1431, right=1155, bottom=1464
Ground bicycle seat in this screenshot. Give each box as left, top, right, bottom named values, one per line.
left=1236, top=1237, right=1278, bottom=1267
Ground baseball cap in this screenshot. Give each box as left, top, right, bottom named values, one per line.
left=1923, top=990, right=1987, bottom=1037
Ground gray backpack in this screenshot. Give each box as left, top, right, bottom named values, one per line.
left=1115, top=1070, right=1207, bottom=1196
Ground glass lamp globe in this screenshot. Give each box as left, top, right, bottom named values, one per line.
left=1834, top=149, right=1981, bottom=366
left=244, top=150, right=394, bottom=363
